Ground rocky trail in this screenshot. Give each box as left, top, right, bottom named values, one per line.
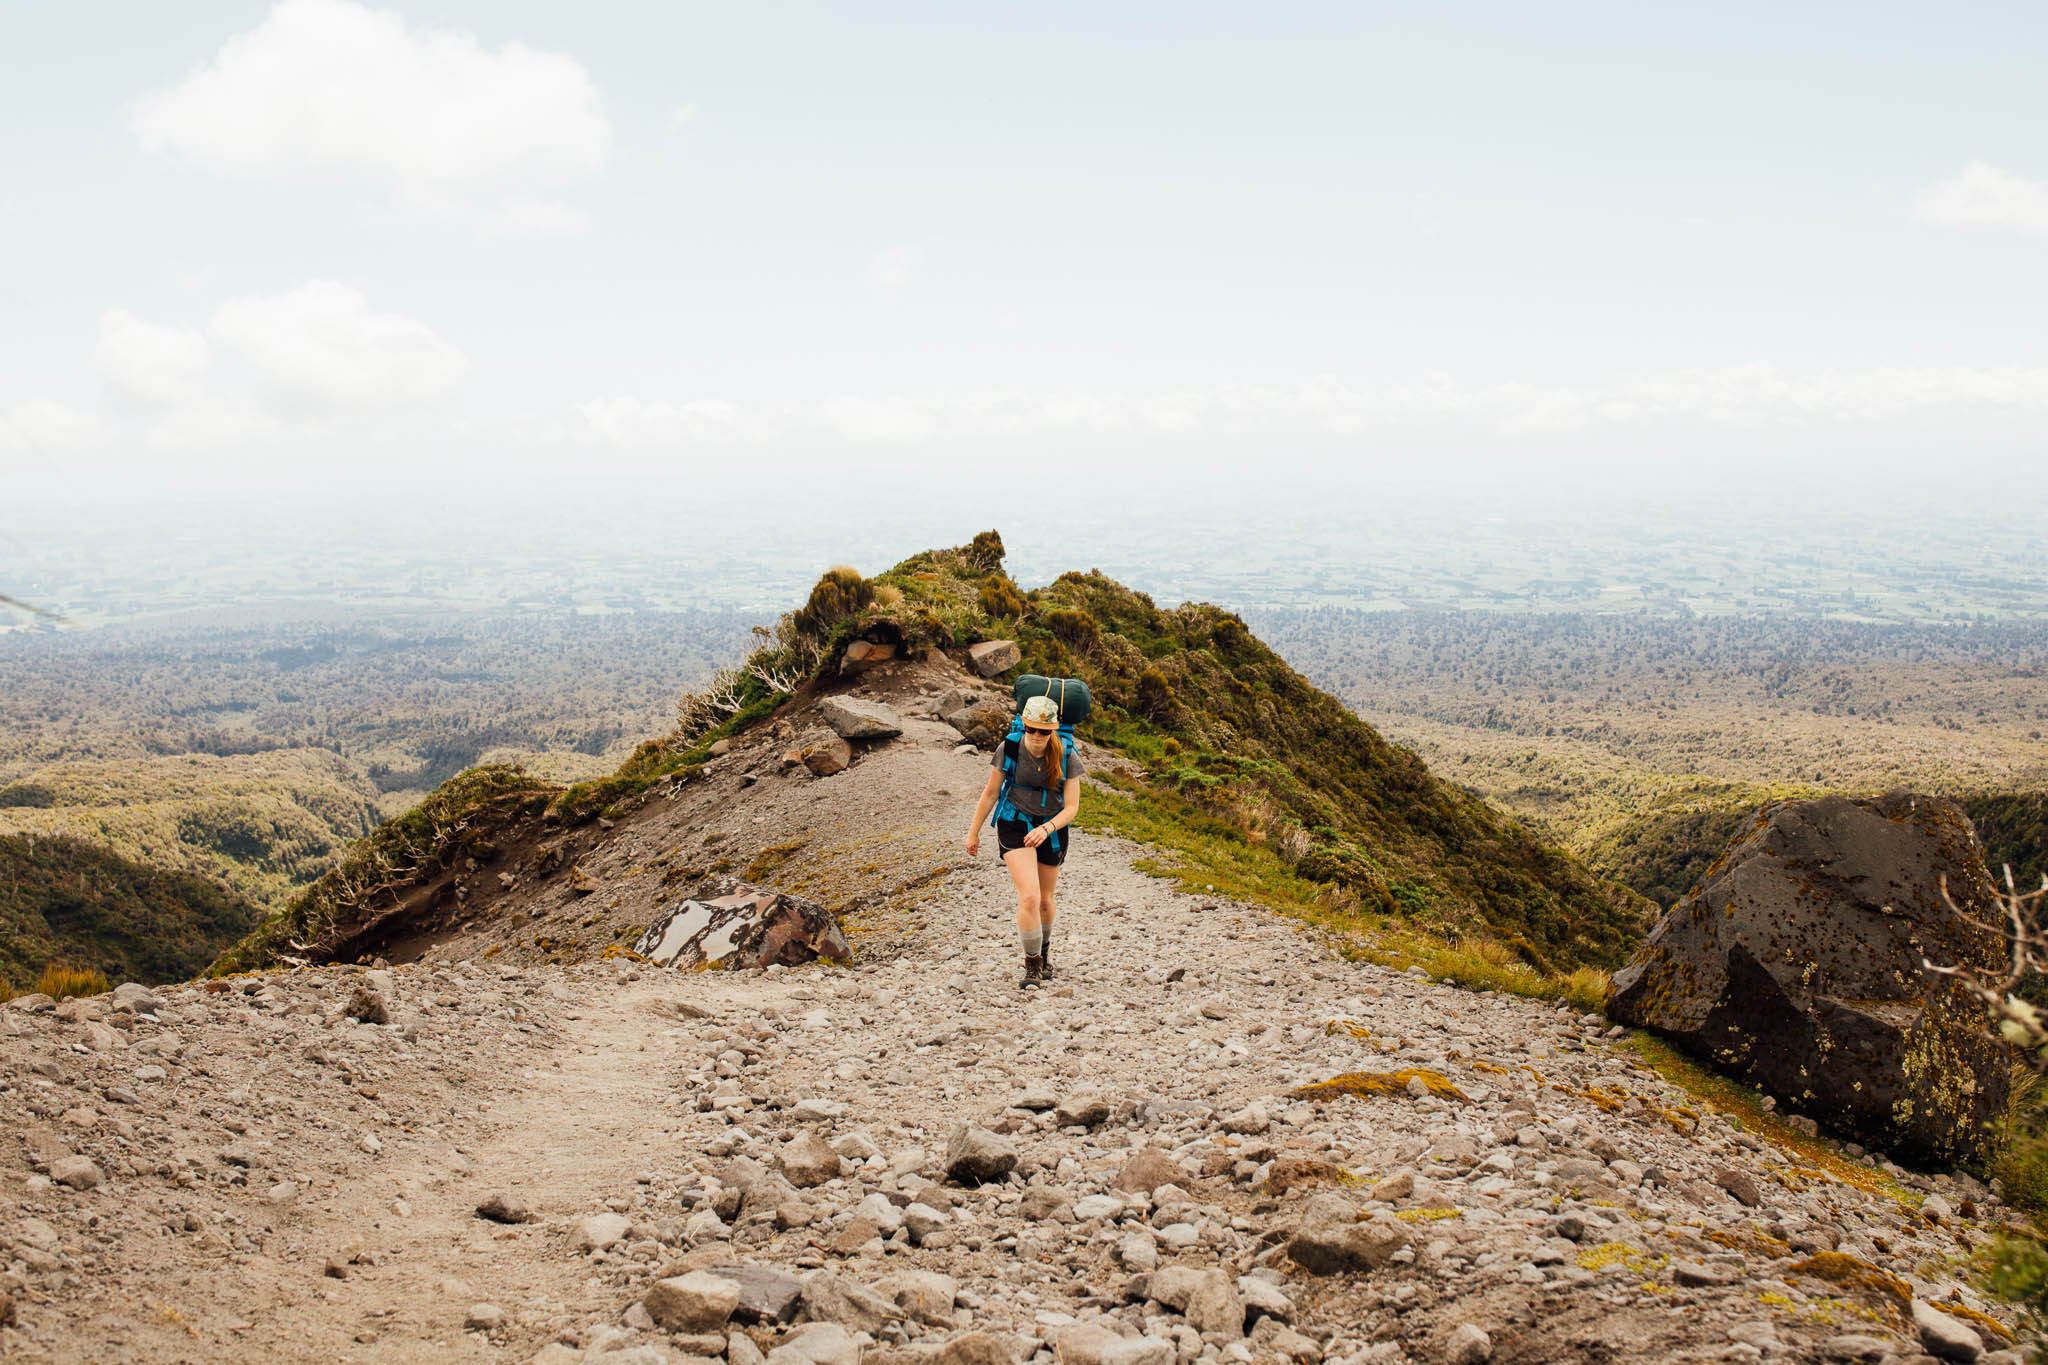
left=0, top=656, right=2032, bottom=1364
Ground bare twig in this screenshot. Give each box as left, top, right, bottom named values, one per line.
left=1924, top=865, right=2048, bottom=1063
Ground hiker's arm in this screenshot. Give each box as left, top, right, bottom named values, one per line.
left=965, top=767, right=1002, bottom=853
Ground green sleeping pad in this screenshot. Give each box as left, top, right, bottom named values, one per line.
left=1011, top=674, right=1092, bottom=726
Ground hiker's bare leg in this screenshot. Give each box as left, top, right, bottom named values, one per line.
left=1036, top=861, right=1059, bottom=935
left=1005, top=848, right=1044, bottom=931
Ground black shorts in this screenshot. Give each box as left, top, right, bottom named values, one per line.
left=997, top=816, right=1069, bottom=867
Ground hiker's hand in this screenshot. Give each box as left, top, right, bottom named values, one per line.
left=964, top=831, right=979, bottom=857
left=1024, top=826, right=1047, bottom=848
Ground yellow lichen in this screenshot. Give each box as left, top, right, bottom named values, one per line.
left=1937, top=1300, right=2013, bottom=1343
left=1393, top=1207, right=1463, bottom=1222
left=1291, top=1069, right=1469, bottom=1102
left=1576, top=1241, right=1669, bottom=1276
left=1786, top=1253, right=1910, bottom=1305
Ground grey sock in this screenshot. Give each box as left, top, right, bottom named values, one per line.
left=1040, top=919, right=1053, bottom=946
left=1020, top=927, right=1043, bottom=957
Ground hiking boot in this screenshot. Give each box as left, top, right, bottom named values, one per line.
left=1019, top=954, right=1044, bottom=989
left=1039, top=937, right=1055, bottom=979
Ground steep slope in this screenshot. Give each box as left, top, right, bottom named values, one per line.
left=214, top=533, right=1646, bottom=979
left=0, top=832, right=263, bottom=988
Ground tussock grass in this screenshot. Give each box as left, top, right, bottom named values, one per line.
left=36, top=964, right=109, bottom=1001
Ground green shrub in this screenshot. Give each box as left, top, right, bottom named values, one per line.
left=1043, top=607, right=1100, bottom=650
left=1137, top=667, right=1177, bottom=722
left=792, top=566, right=874, bottom=640
left=979, top=575, right=1025, bottom=621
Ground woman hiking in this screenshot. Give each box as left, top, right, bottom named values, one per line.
left=965, top=693, right=1083, bottom=989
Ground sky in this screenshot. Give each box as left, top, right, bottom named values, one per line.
left=3, top=0, right=2047, bottom=486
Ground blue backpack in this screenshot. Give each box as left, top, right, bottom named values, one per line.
left=992, top=714, right=1078, bottom=829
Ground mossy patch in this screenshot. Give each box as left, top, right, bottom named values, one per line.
left=1292, top=1068, right=1468, bottom=1102
left=1787, top=1252, right=1911, bottom=1306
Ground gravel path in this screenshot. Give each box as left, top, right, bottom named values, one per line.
left=0, top=666, right=2028, bottom=1364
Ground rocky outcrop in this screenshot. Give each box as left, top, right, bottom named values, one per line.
left=1609, top=793, right=2009, bottom=1163
left=634, top=879, right=853, bottom=970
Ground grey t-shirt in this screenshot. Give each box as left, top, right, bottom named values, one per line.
left=994, top=736, right=1085, bottom=820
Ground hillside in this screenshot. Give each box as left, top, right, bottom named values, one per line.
left=2, top=652, right=2023, bottom=1362
left=0, top=831, right=262, bottom=987
left=213, top=534, right=1647, bottom=979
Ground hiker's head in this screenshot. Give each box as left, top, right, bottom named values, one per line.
left=1019, top=694, right=1063, bottom=780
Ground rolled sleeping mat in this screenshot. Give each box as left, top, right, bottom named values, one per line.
left=1011, top=674, right=1092, bottom=726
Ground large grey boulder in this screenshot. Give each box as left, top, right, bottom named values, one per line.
left=634, top=878, right=853, bottom=970
left=1608, top=793, right=2009, bottom=1163
left=819, top=696, right=903, bottom=741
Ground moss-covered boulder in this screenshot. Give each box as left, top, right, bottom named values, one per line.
left=1608, top=792, right=2010, bottom=1164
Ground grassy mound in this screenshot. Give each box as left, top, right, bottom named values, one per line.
left=212, top=530, right=1651, bottom=977
left=0, top=833, right=264, bottom=988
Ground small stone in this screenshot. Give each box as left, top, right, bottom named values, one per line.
left=707, top=1262, right=806, bottom=1325
left=1671, top=1259, right=1734, bottom=1288
left=1713, top=1167, right=1762, bottom=1207
left=1220, top=1103, right=1268, bottom=1135
left=643, top=1271, right=743, bottom=1332
left=1111, top=1149, right=1184, bottom=1194
left=819, top=696, right=904, bottom=740
left=267, top=1181, right=300, bottom=1203
left=730, top=1332, right=768, bottom=1365
left=903, top=1202, right=951, bottom=1243
left=343, top=986, right=389, bottom=1025
left=1073, top=1193, right=1123, bottom=1221
left=1922, top=1194, right=1954, bottom=1224
left=1287, top=1193, right=1409, bottom=1275
left=1199, top=997, right=1230, bottom=1020
left=1368, top=1170, right=1414, bottom=1204
left=50, top=1156, right=103, bottom=1190
left=569, top=865, right=601, bottom=895
left=573, top=1211, right=632, bottom=1251
left=944, top=1123, right=1017, bottom=1184
left=1911, top=1299, right=1984, bottom=1362
left=1116, top=1231, right=1159, bottom=1272
left=967, top=640, right=1021, bottom=677
left=797, top=1273, right=901, bottom=1334
left=1053, top=1093, right=1110, bottom=1128
left=475, top=1192, right=532, bottom=1224
left=780, top=1131, right=844, bottom=1188
left=463, top=1303, right=506, bottom=1334
left=1817, top=1337, right=1891, bottom=1363
left=871, top=1268, right=959, bottom=1325
left=804, top=737, right=854, bottom=777
left=1444, top=1323, right=1493, bottom=1365
left=1012, top=1085, right=1059, bottom=1112
left=1237, top=1276, right=1293, bottom=1323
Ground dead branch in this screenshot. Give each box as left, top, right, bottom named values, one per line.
left=1924, top=865, right=2048, bottom=1061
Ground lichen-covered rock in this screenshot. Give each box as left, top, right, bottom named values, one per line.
left=1608, top=792, right=2008, bottom=1163
left=634, top=878, right=853, bottom=970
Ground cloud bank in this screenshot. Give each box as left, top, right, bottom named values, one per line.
left=130, top=0, right=610, bottom=233
left=1913, top=162, right=2048, bottom=236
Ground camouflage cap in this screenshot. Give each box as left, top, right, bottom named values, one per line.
left=1020, top=695, right=1060, bottom=729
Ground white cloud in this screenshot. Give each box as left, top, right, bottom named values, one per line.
left=130, top=0, right=610, bottom=233
left=207, top=280, right=467, bottom=414
left=94, top=309, right=209, bottom=407
left=670, top=103, right=698, bottom=128
left=1913, top=162, right=2048, bottom=235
